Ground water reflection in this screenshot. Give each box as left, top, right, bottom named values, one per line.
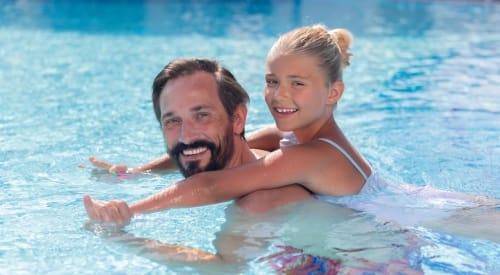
left=1, top=0, right=497, bottom=37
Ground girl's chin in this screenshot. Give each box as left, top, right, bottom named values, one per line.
left=274, top=123, right=295, bottom=132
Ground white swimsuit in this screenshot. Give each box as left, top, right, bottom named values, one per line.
left=317, top=137, right=370, bottom=181
left=313, top=137, right=384, bottom=205
left=280, top=132, right=379, bottom=204
left=279, top=132, right=494, bottom=226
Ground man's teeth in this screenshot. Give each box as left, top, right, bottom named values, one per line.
left=183, top=147, right=208, bottom=156
left=276, top=108, right=297, bottom=113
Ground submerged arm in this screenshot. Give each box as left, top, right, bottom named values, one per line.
left=83, top=221, right=222, bottom=263
left=117, top=233, right=221, bottom=263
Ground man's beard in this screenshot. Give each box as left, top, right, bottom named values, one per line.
left=169, top=127, right=234, bottom=178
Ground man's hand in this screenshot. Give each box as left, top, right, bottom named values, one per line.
left=89, top=156, right=133, bottom=174
left=83, top=195, right=133, bottom=225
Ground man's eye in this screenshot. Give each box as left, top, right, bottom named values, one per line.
left=196, top=112, right=210, bottom=120
left=163, top=118, right=180, bottom=128
left=292, top=81, right=304, bottom=87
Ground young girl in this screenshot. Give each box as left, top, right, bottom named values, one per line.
left=85, top=24, right=375, bottom=218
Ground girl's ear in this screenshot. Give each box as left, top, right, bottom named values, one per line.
left=232, top=104, right=247, bottom=136
left=326, top=81, right=344, bottom=105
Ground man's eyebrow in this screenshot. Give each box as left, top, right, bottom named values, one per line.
left=191, top=105, right=215, bottom=112
left=161, top=105, right=215, bottom=120
left=161, top=112, right=174, bottom=121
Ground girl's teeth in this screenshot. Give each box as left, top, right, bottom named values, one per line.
left=276, top=108, right=297, bottom=113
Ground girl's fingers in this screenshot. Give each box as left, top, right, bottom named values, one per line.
left=89, top=156, right=112, bottom=169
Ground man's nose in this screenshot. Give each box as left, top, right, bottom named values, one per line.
left=178, top=120, right=199, bottom=144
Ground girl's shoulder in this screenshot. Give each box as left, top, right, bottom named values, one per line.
left=251, top=148, right=270, bottom=159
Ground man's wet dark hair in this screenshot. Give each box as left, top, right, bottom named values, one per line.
left=152, top=58, right=249, bottom=138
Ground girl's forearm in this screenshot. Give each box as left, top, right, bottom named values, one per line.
left=129, top=176, right=223, bottom=214
left=136, top=154, right=176, bottom=172
left=129, top=186, right=178, bottom=214
left=128, top=170, right=256, bottom=214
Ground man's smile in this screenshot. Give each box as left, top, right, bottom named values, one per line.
left=182, top=146, right=208, bottom=156
left=171, top=139, right=224, bottom=178
left=180, top=146, right=210, bottom=163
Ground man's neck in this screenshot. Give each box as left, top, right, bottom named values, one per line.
left=224, top=137, right=258, bottom=169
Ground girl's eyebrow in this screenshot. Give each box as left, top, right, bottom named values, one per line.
left=265, top=73, right=308, bottom=79
left=288, top=74, right=306, bottom=79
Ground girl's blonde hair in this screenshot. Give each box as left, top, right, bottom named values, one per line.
left=268, top=24, right=353, bottom=84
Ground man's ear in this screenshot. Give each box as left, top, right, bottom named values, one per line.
left=232, top=104, right=247, bottom=136
left=326, top=81, right=344, bottom=105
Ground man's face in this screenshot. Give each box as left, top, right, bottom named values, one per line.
left=159, top=72, right=235, bottom=177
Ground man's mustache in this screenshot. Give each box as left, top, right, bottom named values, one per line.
left=170, top=140, right=217, bottom=158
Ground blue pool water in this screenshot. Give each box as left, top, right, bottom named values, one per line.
left=1, top=0, right=499, bottom=274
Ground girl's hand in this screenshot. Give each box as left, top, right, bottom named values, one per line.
left=83, top=195, right=132, bottom=225
left=89, top=156, right=135, bottom=174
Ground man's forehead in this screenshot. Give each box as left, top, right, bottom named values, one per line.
left=159, top=72, right=223, bottom=114
left=165, top=72, right=218, bottom=94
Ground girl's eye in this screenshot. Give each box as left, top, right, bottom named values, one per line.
left=265, top=78, right=278, bottom=88
left=292, top=81, right=304, bottom=87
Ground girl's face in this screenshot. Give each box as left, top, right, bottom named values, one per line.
left=264, top=53, right=337, bottom=133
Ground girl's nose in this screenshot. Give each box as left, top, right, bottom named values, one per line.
left=272, top=85, right=288, bottom=98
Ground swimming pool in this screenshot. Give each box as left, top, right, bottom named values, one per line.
left=0, top=0, right=499, bottom=273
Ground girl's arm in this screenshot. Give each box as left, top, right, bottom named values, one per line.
left=84, top=141, right=362, bottom=222
left=89, top=154, right=177, bottom=173
left=88, top=125, right=281, bottom=174
left=246, top=124, right=284, bottom=152
left=130, top=154, right=177, bottom=172
left=129, top=144, right=328, bottom=214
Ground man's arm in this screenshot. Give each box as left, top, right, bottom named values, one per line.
left=236, top=184, right=312, bottom=213
left=116, top=234, right=221, bottom=263
left=83, top=221, right=222, bottom=263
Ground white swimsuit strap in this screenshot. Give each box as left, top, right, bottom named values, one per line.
left=318, top=138, right=368, bottom=181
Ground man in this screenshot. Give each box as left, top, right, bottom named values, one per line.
left=84, top=59, right=311, bottom=222
left=84, top=58, right=326, bottom=265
